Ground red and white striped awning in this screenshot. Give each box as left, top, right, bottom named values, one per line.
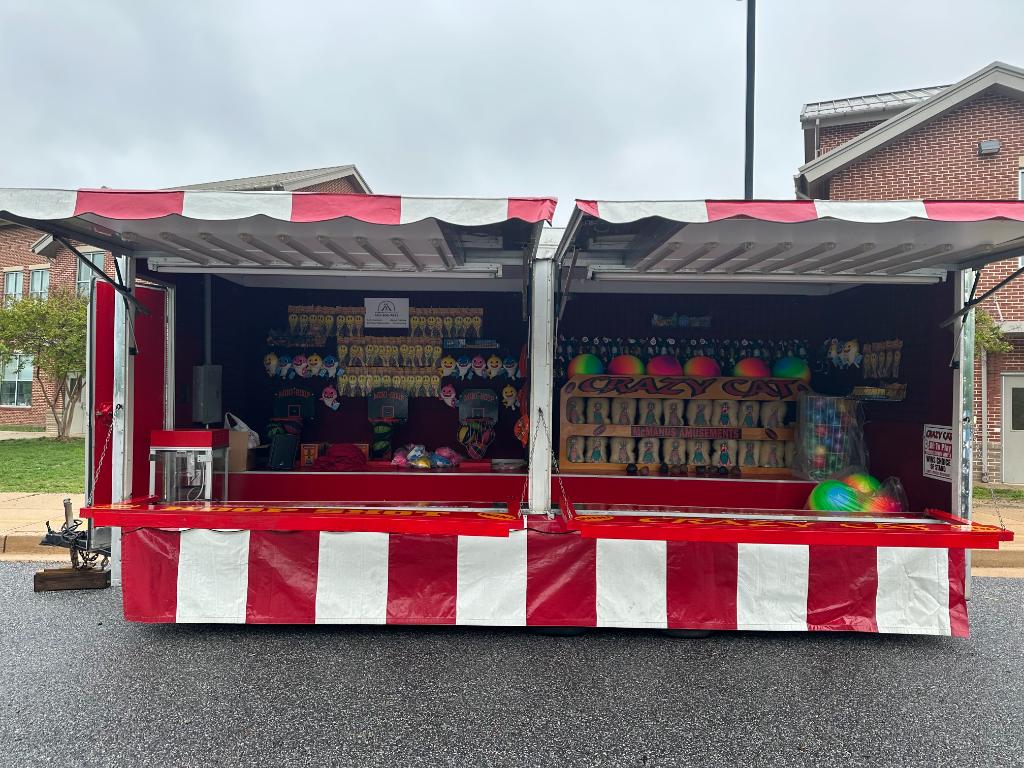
left=0, top=188, right=556, bottom=276
left=561, top=199, right=1024, bottom=286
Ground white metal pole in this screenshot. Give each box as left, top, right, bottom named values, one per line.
left=953, top=269, right=975, bottom=599
left=109, top=254, right=136, bottom=586
left=526, top=229, right=560, bottom=516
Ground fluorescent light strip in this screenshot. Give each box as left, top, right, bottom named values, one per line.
left=316, top=236, right=363, bottom=268
left=197, top=232, right=271, bottom=266
left=758, top=241, right=834, bottom=273
left=727, top=242, right=792, bottom=273
left=238, top=233, right=303, bottom=268
left=390, top=238, right=424, bottom=271
left=813, top=242, right=879, bottom=274
left=429, top=238, right=454, bottom=269
left=160, top=232, right=240, bottom=265
left=355, top=237, right=396, bottom=269
left=855, top=243, right=951, bottom=274
left=278, top=234, right=335, bottom=268
left=695, top=241, right=754, bottom=272
left=122, top=231, right=210, bottom=265
left=636, top=242, right=681, bottom=272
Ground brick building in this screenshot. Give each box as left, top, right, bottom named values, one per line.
left=795, top=61, right=1024, bottom=483
left=0, top=165, right=370, bottom=433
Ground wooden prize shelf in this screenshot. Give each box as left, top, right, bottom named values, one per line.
left=559, top=374, right=810, bottom=478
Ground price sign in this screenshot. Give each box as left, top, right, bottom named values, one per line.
left=922, top=424, right=953, bottom=482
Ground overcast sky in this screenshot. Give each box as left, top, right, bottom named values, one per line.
left=1, top=1, right=1022, bottom=222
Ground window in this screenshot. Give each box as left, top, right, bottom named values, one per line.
left=0, top=354, right=33, bottom=407
left=3, top=270, right=22, bottom=307
left=76, top=251, right=105, bottom=296
left=28, top=268, right=49, bottom=300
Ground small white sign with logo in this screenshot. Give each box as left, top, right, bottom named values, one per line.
left=364, top=298, right=409, bottom=329
left=922, top=424, right=953, bottom=482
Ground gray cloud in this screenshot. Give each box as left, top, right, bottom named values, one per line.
left=1, top=0, right=1021, bottom=222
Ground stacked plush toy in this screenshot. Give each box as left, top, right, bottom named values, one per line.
left=806, top=472, right=906, bottom=514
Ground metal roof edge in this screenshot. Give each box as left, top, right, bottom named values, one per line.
left=797, top=61, right=1024, bottom=187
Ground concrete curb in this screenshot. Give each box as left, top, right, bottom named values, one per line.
left=1, top=533, right=50, bottom=555
left=972, top=548, right=1024, bottom=568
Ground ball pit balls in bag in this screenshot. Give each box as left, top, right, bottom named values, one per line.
left=771, top=356, right=811, bottom=383
left=839, top=471, right=881, bottom=495
left=607, top=354, right=646, bottom=375
left=732, top=357, right=771, bottom=378
left=567, top=353, right=605, bottom=377
left=807, top=479, right=862, bottom=513
left=683, top=356, right=721, bottom=377
left=645, top=354, right=683, bottom=376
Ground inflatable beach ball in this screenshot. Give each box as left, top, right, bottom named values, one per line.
left=646, top=355, right=683, bottom=375
left=771, top=356, right=811, bottom=383
left=683, top=356, right=721, bottom=377
left=607, top=354, right=646, bottom=375
left=567, top=353, right=604, bottom=376
left=733, top=357, right=771, bottom=378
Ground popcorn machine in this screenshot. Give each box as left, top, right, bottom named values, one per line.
left=149, top=429, right=229, bottom=503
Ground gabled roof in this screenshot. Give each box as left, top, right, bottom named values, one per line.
left=170, top=164, right=372, bottom=193
left=797, top=61, right=1024, bottom=198
left=801, top=85, right=949, bottom=127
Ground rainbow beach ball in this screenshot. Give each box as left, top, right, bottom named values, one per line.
left=808, top=480, right=863, bottom=513
left=839, top=472, right=881, bottom=495
left=771, top=356, right=812, bottom=383
left=733, top=357, right=771, bottom=378
left=607, top=354, right=646, bottom=375
left=567, top=353, right=605, bottom=377
left=646, top=354, right=683, bottom=376
left=863, top=492, right=903, bottom=514
left=683, top=356, right=722, bottom=377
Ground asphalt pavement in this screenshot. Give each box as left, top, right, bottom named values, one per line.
left=2, top=563, right=1022, bottom=768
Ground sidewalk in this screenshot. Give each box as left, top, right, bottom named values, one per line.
left=0, top=492, right=84, bottom=558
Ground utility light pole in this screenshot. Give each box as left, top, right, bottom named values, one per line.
left=743, top=0, right=756, bottom=200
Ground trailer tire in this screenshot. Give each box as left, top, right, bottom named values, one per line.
left=662, top=629, right=715, bottom=639
left=529, top=626, right=589, bottom=637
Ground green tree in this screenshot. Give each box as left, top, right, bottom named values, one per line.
left=0, top=291, right=88, bottom=440
left=974, top=308, right=1012, bottom=355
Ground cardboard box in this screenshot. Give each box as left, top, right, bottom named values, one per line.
left=228, top=430, right=255, bottom=472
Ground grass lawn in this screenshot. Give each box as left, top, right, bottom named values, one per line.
left=0, top=425, right=46, bottom=433
left=973, top=485, right=1024, bottom=504
left=0, top=438, right=84, bottom=493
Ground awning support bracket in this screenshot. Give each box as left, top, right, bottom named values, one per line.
left=52, top=234, right=150, bottom=317
left=941, top=254, right=1024, bottom=328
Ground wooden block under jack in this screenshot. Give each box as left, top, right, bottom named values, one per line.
left=34, top=568, right=111, bottom=592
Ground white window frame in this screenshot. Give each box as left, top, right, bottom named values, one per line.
left=28, top=267, right=49, bottom=300
left=76, top=250, right=106, bottom=296
left=3, top=269, right=22, bottom=307
left=0, top=353, right=33, bottom=407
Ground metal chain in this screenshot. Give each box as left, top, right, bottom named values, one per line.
left=86, top=411, right=117, bottom=507
left=528, top=407, right=571, bottom=518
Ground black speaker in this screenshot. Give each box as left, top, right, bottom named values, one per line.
left=268, top=434, right=299, bottom=470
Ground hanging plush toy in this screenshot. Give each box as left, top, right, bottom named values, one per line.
left=440, top=355, right=457, bottom=379
left=320, top=386, right=340, bottom=411
left=291, top=354, right=308, bottom=379
left=456, top=356, right=472, bottom=380
left=277, top=354, right=292, bottom=379
left=441, top=383, right=459, bottom=408
left=502, top=356, right=519, bottom=380
left=307, top=353, right=323, bottom=378
left=502, top=384, right=518, bottom=409
left=470, top=355, right=487, bottom=380
left=487, top=355, right=503, bottom=379
left=263, top=352, right=279, bottom=377
left=322, top=355, right=338, bottom=378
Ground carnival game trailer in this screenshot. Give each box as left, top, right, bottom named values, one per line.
left=0, top=189, right=1016, bottom=634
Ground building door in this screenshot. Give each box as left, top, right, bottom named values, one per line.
left=1003, top=374, right=1024, bottom=484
